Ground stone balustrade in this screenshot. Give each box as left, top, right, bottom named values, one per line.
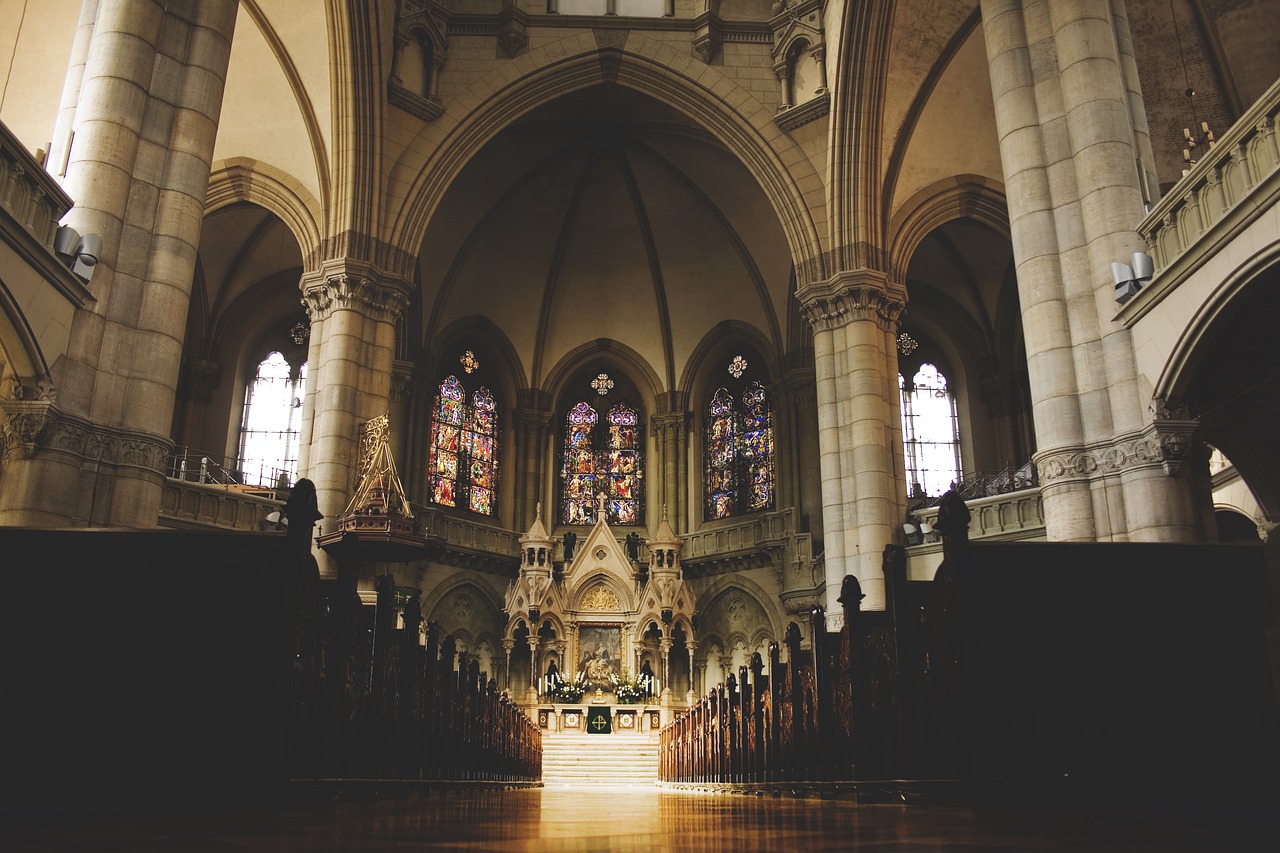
left=1137, top=77, right=1280, bottom=300
left=0, top=122, right=72, bottom=249
left=159, top=479, right=281, bottom=532
left=910, top=487, right=1045, bottom=543
left=680, top=508, right=815, bottom=579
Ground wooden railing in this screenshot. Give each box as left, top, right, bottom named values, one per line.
left=284, top=486, right=540, bottom=782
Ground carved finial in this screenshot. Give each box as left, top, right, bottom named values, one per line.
left=536, top=500, right=542, bottom=521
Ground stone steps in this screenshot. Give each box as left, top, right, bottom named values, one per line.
left=541, top=731, right=660, bottom=786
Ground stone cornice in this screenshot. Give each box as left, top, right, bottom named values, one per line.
left=1, top=401, right=172, bottom=472
left=302, top=268, right=411, bottom=324
left=796, top=269, right=904, bottom=333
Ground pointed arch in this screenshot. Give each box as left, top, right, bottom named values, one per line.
left=205, top=159, right=324, bottom=262
left=387, top=33, right=827, bottom=290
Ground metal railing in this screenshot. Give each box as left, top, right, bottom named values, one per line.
left=167, top=447, right=292, bottom=491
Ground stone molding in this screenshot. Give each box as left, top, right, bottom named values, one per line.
left=775, top=93, right=830, bottom=132
left=796, top=270, right=904, bottom=333
left=1, top=401, right=172, bottom=472
left=302, top=272, right=411, bottom=324
left=1035, top=404, right=1199, bottom=485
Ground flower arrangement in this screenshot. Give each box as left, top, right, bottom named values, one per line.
left=550, top=671, right=587, bottom=703
left=611, top=669, right=647, bottom=704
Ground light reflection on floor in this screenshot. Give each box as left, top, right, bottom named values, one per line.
left=5, top=783, right=1261, bottom=851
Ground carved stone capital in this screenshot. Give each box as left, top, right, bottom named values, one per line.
left=391, top=359, right=418, bottom=402
left=651, top=411, right=689, bottom=442
left=692, top=10, right=722, bottom=64
left=796, top=270, right=904, bottom=333
left=1, top=399, right=55, bottom=459
left=498, top=4, right=529, bottom=57
left=302, top=272, right=410, bottom=324
left=1147, top=402, right=1199, bottom=477
left=179, top=357, right=222, bottom=404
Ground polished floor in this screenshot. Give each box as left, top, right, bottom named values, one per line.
left=6, top=784, right=1274, bottom=852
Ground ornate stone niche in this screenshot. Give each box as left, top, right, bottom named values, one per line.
left=389, top=0, right=451, bottom=122
left=770, top=0, right=830, bottom=131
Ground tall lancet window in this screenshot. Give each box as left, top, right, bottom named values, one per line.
left=239, top=351, right=307, bottom=488
left=561, top=375, right=644, bottom=525
left=705, top=373, right=775, bottom=521
left=900, top=363, right=961, bottom=498
left=428, top=374, right=499, bottom=516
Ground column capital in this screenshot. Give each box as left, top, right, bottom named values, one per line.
left=301, top=262, right=412, bottom=324
left=796, top=269, right=905, bottom=333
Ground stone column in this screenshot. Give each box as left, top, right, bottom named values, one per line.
left=685, top=640, right=696, bottom=703
left=0, top=0, right=238, bottom=527
left=797, top=271, right=905, bottom=612
left=515, top=396, right=551, bottom=531
left=502, top=639, right=514, bottom=691
left=300, top=264, right=410, bottom=571
left=389, top=359, right=416, bottom=485
left=653, top=411, right=686, bottom=532
left=981, top=0, right=1199, bottom=542
left=527, top=635, right=538, bottom=703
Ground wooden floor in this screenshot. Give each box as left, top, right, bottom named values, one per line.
left=6, top=784, right=1271, bottom=851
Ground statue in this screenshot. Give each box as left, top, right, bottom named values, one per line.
left=563, top=530, right=577, bottom=561
left=625, top=532, right=641, bottom=561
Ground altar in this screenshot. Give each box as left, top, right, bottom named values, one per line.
left=537, top=704, right=662, bottom=734
left=503, top=499, right=697, bottom=716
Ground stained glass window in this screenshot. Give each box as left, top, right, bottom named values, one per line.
left=705, top=380, right=775, bottom=520
left=561, top=399, right=644, bottom=525
left=239, top=352, right=307, bottom=489
left=900, top=363, right=961, bottom=498
left=428, top=375, right=499, bottom=516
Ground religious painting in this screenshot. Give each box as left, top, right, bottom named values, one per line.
left=578, top=625, right=621, bottom=691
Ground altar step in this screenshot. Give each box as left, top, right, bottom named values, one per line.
left=541, top=731, right=660, bottom=786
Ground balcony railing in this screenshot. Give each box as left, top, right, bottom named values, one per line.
left=911, top=486, right=1045, bottom=544
left=1134, top=77, right=1280, bottom=308
left=158, top=479, right=281, bottom=532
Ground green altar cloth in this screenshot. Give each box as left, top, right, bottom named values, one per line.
left=586, top=706, right=612, bottom=734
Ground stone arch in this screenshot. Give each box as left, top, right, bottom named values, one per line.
left=886, top=175, right=1010, bottom=288
left=542, top=338, right=665, bottom=408
left=205, top=158, right=324, bottom=263
left=695, top=574, right=785, bottom=650
left=679, top=320, right=779, bottom=402
left=420, top=572, right=506, bottom=637
left=428, top=315, right=528, bottom=394
left=388, top=33, right=826, bottom=290
left=0, top=277, right=49, bottom=384
left=1153, top=243, right=1280, bottom=404
left=1155, top=246, right=1280, bottom=522
left=571, top=570, right=635, bottom=613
